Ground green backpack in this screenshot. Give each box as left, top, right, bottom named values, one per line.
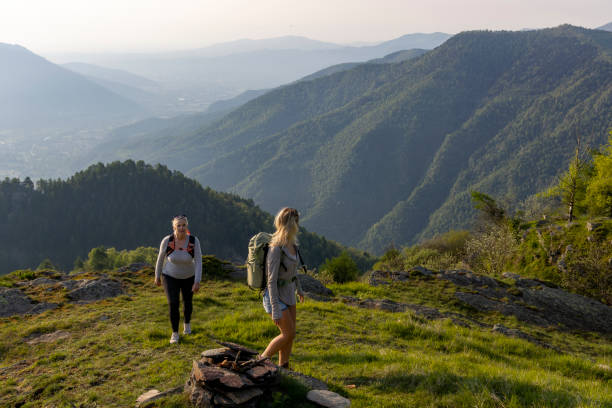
left=246, top=232, right=272, bottom=290
left=247, top=232, right=307, bottom=290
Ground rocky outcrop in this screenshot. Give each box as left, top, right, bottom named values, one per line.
left=0, top=287, right=58, bottom=317
left=66, top=278, right=123, bottom=302
left=439, top=270, right=612, bottom=333
left=367, top=266, right=434, bottom=286
left=297, top=274, right=333, bottom=299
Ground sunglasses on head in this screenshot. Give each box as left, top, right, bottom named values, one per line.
left=287, top=208, right=299, bottom=220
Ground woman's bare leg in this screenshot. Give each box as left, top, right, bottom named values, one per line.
left=279, top=305, right=297, bottom=366
left=261, top=308, right=295, bottom=364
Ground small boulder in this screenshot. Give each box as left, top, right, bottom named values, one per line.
left=409, top=266, right=434, bottom=276
left=0, top=287, right=58, bottom=317
left=0, top=288, right=36, bottom=317
left=66, top=279, right=123, bottom=302
left=297, top=274, right=333, bottom=297
left=307, top=390, right=350, bottom=408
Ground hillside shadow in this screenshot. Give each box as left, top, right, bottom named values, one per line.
left=193, top=296, right=225, bottom=307
left=342, top=370, right=606, bottom=406
left=299, top=351, right=380, bottom=365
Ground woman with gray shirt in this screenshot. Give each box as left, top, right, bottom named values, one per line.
left=261, top=207, right=305, bottom=368
left=154, top=215, right=202, bottom=344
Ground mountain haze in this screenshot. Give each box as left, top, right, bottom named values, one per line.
left=0, top=44, right=144, bottom=128
left=46, top=33, right=452, bottom=107
left=597, top=22, right=612, bottom=32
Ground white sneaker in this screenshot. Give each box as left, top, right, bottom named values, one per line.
left=170, top=332, right=179, bottom=344
left=183, top=323, right=191, bottom=335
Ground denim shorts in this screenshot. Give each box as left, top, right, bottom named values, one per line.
left=262, top=288, right=288, bottom=314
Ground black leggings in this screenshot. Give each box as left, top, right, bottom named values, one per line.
left=162, top=274, right=194, bottom=332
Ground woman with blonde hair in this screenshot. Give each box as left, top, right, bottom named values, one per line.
left=155, top=215, right=202, bottom=344
left=260, top=207, right=305, bottom=368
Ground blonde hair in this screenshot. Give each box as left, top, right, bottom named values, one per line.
left=270, top=207, right=299, bottom=247
left=172, top=215, right=189, bottom=234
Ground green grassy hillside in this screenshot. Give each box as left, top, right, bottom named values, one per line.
left=0, top=263, right=610, bottom=407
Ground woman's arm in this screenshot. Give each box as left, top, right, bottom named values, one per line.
left=154, top=236, right=169, bottom=283
left=266, top=246, right=282, bottom=321
left=194, top=237, right=203, bottom=283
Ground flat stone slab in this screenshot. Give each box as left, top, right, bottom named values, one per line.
left=307, top=390, right=350, bottom=407
left=280, top=368, right=328, bottom=390
left=135, top=386, right=182, bottom=407
left=26, top=330, right=71, bottom=345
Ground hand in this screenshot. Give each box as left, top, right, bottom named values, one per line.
left=273, top=317, right=281, bottom=325
left=298, top=294, right=305, bottom=303
left=192, top=282, right=200, bottom=293
left=154, top=277, right=161, bottom=287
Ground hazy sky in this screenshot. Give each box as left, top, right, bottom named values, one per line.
left=2, top=0, right=611, bottom=54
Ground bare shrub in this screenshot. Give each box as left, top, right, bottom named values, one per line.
left=465, top=224, right=519, bottom=276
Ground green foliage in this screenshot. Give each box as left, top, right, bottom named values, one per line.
left=86, top=246, right=109, bottom=271
left=585, top=131, right=612, bottom=217
left=374, top=230, right=470, bottom=272
left=471, top=191, right=505, bottom=224
left=36, top=258, right=55, bottom=270
left=201, top=255, right=231, bottom=280
left=373, top=247, right=403, bottom=270
left=543, top=136, right=594, bottom=221
left=513, top=218, right=612, bottom=304
left=420, top=230, right=470, bottom=257
left=320, top=251, right=360, bottom=283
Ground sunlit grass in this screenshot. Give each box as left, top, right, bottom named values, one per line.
left=0, top=268, right=610, bottom=407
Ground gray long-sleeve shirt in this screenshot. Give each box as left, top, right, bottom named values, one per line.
left=266, top=245, right=305, bottom=320
left=155, top=234, right=202, bottom=282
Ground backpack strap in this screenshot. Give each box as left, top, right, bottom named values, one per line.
left=186, top=235, right=196, bottom=258
left=295, top=245, right=307, bottom=274
left=165, top=235, right=176, bottom=256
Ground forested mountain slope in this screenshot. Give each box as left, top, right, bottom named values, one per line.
left=109, top=26, right=612, bottom=253
left=0, top=161, right=364, bottom=275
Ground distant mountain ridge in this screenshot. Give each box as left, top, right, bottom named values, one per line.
left=597, top=22, right=612, bottom=31
left=0, top=44, right=145, bottom=128
left=107, top=25, right=612, bottom=253
left=46, top=33, right=452, bottom=108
